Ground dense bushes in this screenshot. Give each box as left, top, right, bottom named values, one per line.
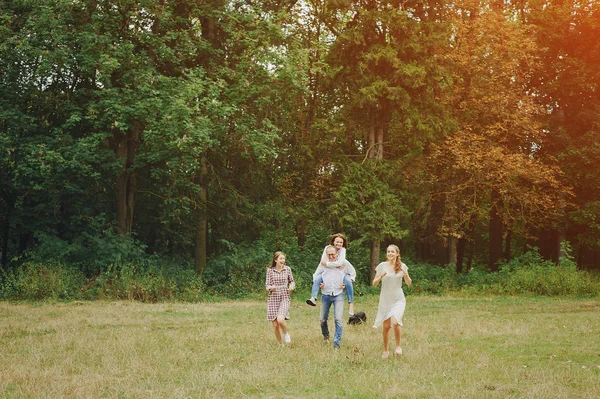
left=405, top=247, right=599, bottom=296
left=0, top=262, right=85, bottom=300
left=0, top=259, right=205, bottom=302
left=201, top=227, right=330, bottom=298
left=494, top=247, right=598, bottom=296
left=1, top=243, right=598, bottom=302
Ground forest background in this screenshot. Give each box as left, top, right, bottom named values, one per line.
left=1, top=0, right=599, bottom=301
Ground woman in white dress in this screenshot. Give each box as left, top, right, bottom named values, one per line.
left=372, top=244, right=412, bottom=359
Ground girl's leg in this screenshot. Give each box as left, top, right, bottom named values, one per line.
left=272, top=320, right=283, bottom=345
left=392, top=317, right=402, bottom=355
left=277, top=315, right=291, bottom=344
left=343, top=274, right=354, bottom=314
left=311, top=275, right=323, bottom=298
left=382, top=318, right=391, bottom=359
left=307, top=275, right=323, bottom=306
left=276, top=315, right=288, bottom=335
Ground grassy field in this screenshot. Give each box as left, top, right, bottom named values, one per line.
left=1, top=295, right=599, bottom=399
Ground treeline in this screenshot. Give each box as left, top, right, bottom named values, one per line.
left=1, top=0, right=599, bottom=292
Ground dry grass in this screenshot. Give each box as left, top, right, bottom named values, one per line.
left=1, top=295, right=599, bottom=398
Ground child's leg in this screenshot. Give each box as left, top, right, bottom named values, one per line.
left=343, top=274, right=354, bottom=303
left=311, top=275, right=323, bottom=299
left=344, top=274, right=355, bottom=315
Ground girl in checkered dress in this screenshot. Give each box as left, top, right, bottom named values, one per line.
left=266, top=251, right=295, bottom=346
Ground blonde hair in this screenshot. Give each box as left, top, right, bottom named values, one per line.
left=388, top=245, right=402, bottom=273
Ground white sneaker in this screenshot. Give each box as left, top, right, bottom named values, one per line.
left=283, top=333, right=291, bottom=344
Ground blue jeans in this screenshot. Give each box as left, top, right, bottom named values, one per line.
left=320, top=293, right=344, bottom=349
left=312, top=274, right=353, bottom=303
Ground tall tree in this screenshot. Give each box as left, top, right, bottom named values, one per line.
left=136, top=1, right=288, bottom=272
left=428, top=3, right=569, bottom=271
left=0, top=0, right=286, bottom=274
left=0, top=0, right=115, bottom=270
left=331, top=162, right=409, bottom=281
left=525, top=0, right=600, bottom=268
left=322, top=0, right=450, bottom=271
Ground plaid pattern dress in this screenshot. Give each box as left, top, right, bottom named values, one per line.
left=266, top=265, right=294, bottom=321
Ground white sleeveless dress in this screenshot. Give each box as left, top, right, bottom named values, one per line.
left=373, top=262, right=408, bottom=328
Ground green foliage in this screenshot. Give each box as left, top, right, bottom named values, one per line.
left=1, top=248, right=598, bottom=301
left=202, top=227, right=317, bottom=297
left=29, top=228, right=148, bottom=276
left=397, top=246, right=599, bottom=297
left=200, top=225, right=377, bottom=298
left=494, top=246, right=598, bottom=296
left=202, top=239, right=275, bottom=298
left=0, top=256, right=206, bottom=302
left=0, top=262, right=85, bottom=301
left=87, top=260, right=205, bottom=303
left=569, top=201, right=600, bottom=249
left=1, top=0, right=600, bottom=293
left=404, top=261, right=458, bottom=295
left=331, top=162, right=410, bottom=242
left=341, top=235, right=372, bottom=287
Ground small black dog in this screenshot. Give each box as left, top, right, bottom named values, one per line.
left=348, top=311, right=367, bottom=325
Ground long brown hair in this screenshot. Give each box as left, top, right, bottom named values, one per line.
left=268, top=251, right=286, bottom=269
left=388, top=245, right=402, bottom=273
left=330, top=233, right=348, bottom=248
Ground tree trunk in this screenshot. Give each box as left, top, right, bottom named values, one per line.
left=296, top=217, right=307, bottom=248
left=504, top=227, right=512, bottom=261
left=577, top=244, right=600, bottom=271
left=448, top=236, right=458, bottom=267
left=538, top=227, right=559, bottom=264
left=467, top=236, right=475, bottom=271
left=427, top=194, right=448, bottom=265
left=114, top=125, right=141, bottom=234
left=373, top=119, right=386, bottom=270
left=369, top=239, right=380, bottom=283
left=367, top=112, right=383, bottom=275
left=194, top=154, right=208, bottom=274
left=0, top=196, right=12, bottom=270
left=457, top=213, right=477, bottom=273
left=19, top=232, right=31, bottom=252
left=368, top=123, right=376, bottom=159
left=489, top=189, right=504, bottom=271
left=557, top=190, right=566, bottom=262
left=456, top=237, right=466, bottom=273
left=376, top=124, right=384, bottom=159
left=558, top=228, right=565, bottom=263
